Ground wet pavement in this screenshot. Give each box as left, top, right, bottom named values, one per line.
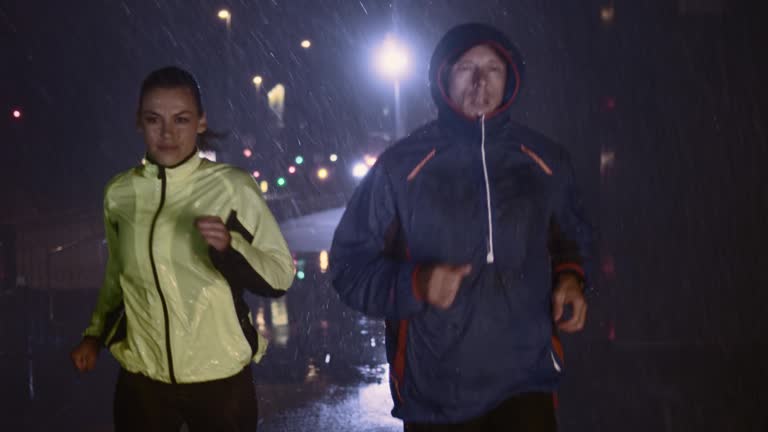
left=2, top=255, right=767, bottom=431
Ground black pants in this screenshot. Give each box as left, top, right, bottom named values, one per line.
left=114, top=366, right=258, bottom=432
left=404, top=393, right=557, bottom=432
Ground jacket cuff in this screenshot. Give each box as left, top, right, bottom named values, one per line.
left=554, top=262, right=586, bottom=286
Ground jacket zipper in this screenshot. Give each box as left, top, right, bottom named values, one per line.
left=479, top=114, right=495, bottom=264
left=149, top=166, right=176, bottom=384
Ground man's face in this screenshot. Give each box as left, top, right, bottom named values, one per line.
left=447, top=44, right=507, bottom=117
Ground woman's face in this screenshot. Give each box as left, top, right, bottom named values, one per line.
left=138, top=87, right=207, bottom=167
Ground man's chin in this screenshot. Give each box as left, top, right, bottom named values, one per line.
left=461, top=103, right=495, bottom=118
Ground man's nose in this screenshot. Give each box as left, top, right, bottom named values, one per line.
left=473, top=69, right=488, bottom=87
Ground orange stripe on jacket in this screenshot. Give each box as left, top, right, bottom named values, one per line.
left=520, top=144, right=553, bottom=175
left=407, top=149, right=437, bottom=181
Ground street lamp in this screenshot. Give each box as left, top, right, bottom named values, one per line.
left=374, top=35, right=410, bottom=139
left=252, top=75, right=263, bottom=88
left=301, top=39, right=311, bottom=49
left=267, top=84, right=286, bottom=128
left=217, top=9, right=231, bottom=28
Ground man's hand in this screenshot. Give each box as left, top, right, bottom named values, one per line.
left=195, top=216, right=232, bottom=252
left=70, top=336, right=100, bottom=372
left=418, top=264, right=472, bottom=310
left=552, top=273, right=587, bottom=333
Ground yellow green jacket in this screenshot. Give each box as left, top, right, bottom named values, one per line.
left=84, top=153, right=295, bottom=384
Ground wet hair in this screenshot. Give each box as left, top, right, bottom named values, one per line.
left=138, top=66, right=225, bottom=151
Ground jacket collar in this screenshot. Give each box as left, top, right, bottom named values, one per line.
left=141, top=149, right=202, bottom=181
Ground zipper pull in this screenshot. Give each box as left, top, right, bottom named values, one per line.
left=157, top=166, right=166, bottom=180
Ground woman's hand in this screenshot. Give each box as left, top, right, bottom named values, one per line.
left=70, top=336, right=100, bottom=372
left=195, top=216, right=232, bottom=252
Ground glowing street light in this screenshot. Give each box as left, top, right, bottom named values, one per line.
left=12, top=109, right=22, bottom=119
left=317, top=168, right=329, bottom=180
left=217, top=9, right=231, bottom=27
left=373, top=34, right=411, bottom=139
left=276, top=177, right=287, bottom=187
left=352, top=163, right=369, bottom=179
left=288, top=166, right=297, bottom=174
left=260, top=180, right=269, bottom=193
left=329, top=154, right=338, bottom=162
left=243, top=148, right=252, bottom=158
left=267, top=84, right=286, bottom=127
left=301, top=39, right=311, bottom=49
left=294, top=155, right=304, bottom=165
left=252, top=170, right=261, bottom=178
left=252, top=75, right=263, bottom=88
left=374, top=35, right=410, bottom=80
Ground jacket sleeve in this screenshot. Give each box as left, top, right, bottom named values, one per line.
left=210, top=174, right=295, bottom=297
left=83, top=189, right=123, bottom=340
left=330, top=162, right=425, bottom=320
left=549, top=150, right=595, bottom=293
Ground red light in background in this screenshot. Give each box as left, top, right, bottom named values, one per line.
left=601, top=96, right=616, bottom=112
left=12, top=109, right=22, bottom=119
left=252, top=170, right=260, bottom=178
left=601, top=254, right=615, bottom=279
left=243, top=148, right=253, bottom=158
left=288, top=166, right=297, bottom=174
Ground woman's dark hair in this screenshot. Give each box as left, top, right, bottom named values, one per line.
left=138, top=66, right=226, bottom=151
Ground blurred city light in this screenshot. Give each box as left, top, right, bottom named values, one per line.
left=217, top=9, right=231, bottom=27
left=277, top=177, right=286, bottom=187
left=295, top=155, right=304, bottom=165
left=243, top=148, right=252, bottom=158
left=252, top=170, right=261, bottom=178
left=198, top=150, right=217, bottom=162
left=329, top=154, right=338, bottom=162
left=352, top=162, right=369, bottom=178
left=288, top=166, right=297, bottom=174
left=317, top=168, right=329, bottom=180
left=364, top=154, right=377, bottom=167
left=319, top=250, right=329, bottom=273
left=267, top=84, right=286, bottom=127
left=600, top=5, right=615, bottom=23
left=301, top=39, right=311, bottom=49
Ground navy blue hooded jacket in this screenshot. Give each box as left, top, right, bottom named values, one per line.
left=330, top=23, right=593, bottom=423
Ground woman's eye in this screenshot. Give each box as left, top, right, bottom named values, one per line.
left=176, top=117, right=190, bottom=124
left=144, top=117, right=158, bottom=124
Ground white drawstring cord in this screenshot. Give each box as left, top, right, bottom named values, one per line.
left=479, top=114, right=495, bottom=264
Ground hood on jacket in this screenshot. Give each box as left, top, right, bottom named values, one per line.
left=428, top=23, right=525, bottom=125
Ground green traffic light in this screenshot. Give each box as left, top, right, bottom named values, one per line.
left=276, top=177, right=286, bottom=187
left=297, top=270, right=305, bottom=280
left=295, top=156, right=304, bottom=165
